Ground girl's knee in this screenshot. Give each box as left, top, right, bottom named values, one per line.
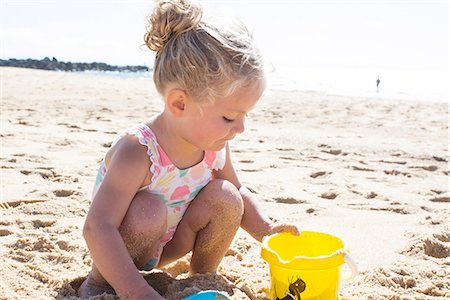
left=205, top=179, right=244, bottom=217
left=119, top=191, right=167, bottom=238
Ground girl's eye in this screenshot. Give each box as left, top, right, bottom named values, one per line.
left=223, top=117, right=234, bottom=123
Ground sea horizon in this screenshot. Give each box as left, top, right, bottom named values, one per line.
left=70, top=65, right=449, bottom=104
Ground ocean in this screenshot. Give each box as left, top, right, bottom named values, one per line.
left=81, top=67, right=449, bottom=103
left=267, top=66, right=449, bottom=103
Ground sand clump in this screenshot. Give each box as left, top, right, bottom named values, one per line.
left=402, top=231, right=449, bottom=259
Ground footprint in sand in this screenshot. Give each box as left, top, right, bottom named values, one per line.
left=280, top=156, right=297, bottom=161
left=420, top=206, right=433, bottom=212
left=20, top=169, right=61, bottom=181
left=318, top=144, right=342, bottom=155
left=306, top=208, right=317, bottom=214
left=53, top=189, right=76, bottom=197
left=320, top=191, right=338, bottom=200
left=429, top=196, right=450, bottom=203
left=241, top=168, right=261, bottom=172
left=424, top=215, right=443, bottom=225
left=8, top=249, right=35, bottom=263
left=0, top=229, right=13, bottom=236
left=434, top=233, right=449, bottom=242
left=366, top=192, right=378, bottom=199
left=379, top=160, right=407, bottom=165
left=11, top=236, right=55, bottom=252
left=276, top=147, right=295, bottom=152
left=36, top=169, right=57, bottom=180
left=61, top=123, right=81, bottom=129
left=273, top=197, right=306, bottom=204
left=321, top=149, right=342, bottom=155
left=409, top=165, right=438, bottom=172
left=55, top=139, right=72, bottom=146
left=32, top=219, right=56, bottom=229
left=51, top=174, right=79, bottom=183
left=17, top=120, right=38, bottom=126
left=352, top=166, right=375, bottom=172
left=369, top=206, right=410, bottom=215
left=238, top=159, right=254, bottom=164
left=430, top=189, right=445, bottom=194
left=56, top=240, right=77, bottom=252
left=0, top=199, right=47, bottom=209
left=432, top=155, right=447, bottom=162
left=310, top=171, right=330, bottom=178
left=12, top=153, right=26, bottom=157
left=384, top=169, right=412, bottom=177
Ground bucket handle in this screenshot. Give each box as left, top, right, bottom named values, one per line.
left=341, top=253, right=358, bottom=280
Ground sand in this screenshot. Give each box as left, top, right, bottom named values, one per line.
left=0, top=67, right=448, bottom=300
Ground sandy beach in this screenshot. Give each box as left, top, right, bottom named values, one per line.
left=1, top=67, right=448, bottom=299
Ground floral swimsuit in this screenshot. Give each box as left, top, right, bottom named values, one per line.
left=93, top=123, right=226, bottom=269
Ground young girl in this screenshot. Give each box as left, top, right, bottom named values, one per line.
left=79, top=0, right=299, bottom=299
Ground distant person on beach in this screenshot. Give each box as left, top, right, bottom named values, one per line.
left=79, top=0, right=299, bottom=299
left=376, top=76, right=381, bottom=93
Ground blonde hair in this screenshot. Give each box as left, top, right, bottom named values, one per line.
left=144, top=0, right=264, bottom=102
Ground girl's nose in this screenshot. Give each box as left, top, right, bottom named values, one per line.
left=233, top=119, right=245, bottom=134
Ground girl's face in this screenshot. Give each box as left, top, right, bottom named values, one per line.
left=182, top=80, right=265, bottom=151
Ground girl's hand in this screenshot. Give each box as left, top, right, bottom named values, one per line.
left=265, top=222, right=301, bottom=238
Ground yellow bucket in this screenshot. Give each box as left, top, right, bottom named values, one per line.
left=261, top=231, right=358, bottom=300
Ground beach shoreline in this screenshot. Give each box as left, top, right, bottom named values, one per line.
left=1, top=67, right=448, bottom=299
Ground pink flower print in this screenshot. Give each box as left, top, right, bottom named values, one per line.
left=170, top=185, right=190, bottom=200
left=157, top=145, right=172, bottom=166
left=204, top=151, right=216, bottom=169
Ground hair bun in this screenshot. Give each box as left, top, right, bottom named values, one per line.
left=145, top=0, right=202, bottom=53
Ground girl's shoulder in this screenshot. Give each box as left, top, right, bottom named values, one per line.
left=105, top=127, right=154, bottom=167
left=103, top=124, right=155, bottom=169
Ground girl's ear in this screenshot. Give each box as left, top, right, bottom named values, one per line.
left=166, top=88, right=188, bottom=117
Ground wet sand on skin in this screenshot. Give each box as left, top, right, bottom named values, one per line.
left=1, top=67, right=448, bottom=299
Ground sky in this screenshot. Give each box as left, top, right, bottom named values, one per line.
left=1, top=0, right=449, bottom=72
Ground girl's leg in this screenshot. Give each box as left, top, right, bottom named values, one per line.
left=79, top=190, right=167, bottom=298
left=158, top=179, right=244, bottom=274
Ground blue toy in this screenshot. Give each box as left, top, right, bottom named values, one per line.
left=182, top=290, right=231, bottom=299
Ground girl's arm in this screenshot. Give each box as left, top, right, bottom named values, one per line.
left=213, top=144, right=299, bottom=242
left=83, top=135, right=163, bottom=299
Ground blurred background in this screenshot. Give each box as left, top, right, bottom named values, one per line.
left=2, top=0, right=449, bottom=102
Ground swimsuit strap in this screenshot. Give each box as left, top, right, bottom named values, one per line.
left=118, top=123, right=163, bottom=178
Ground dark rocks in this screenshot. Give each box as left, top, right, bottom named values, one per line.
left=0, top=57, right=150, bottom=72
